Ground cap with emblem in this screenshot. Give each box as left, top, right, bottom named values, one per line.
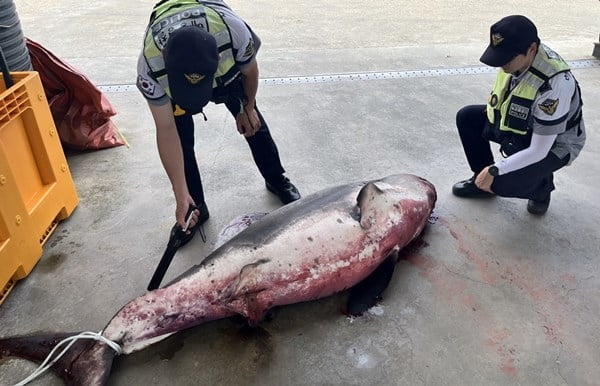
left=163, top=26, right=219, bottom=112
left=480, top=15, right=539, bottom=67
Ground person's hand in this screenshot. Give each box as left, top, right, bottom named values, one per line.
left=235, top=105, right=260, bottom=137
left=475, top=166, right=495, bottom=193
left=175, top=194, right=199, bottom=233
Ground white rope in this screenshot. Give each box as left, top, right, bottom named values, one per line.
left=12, top=331, right=122, bottom=386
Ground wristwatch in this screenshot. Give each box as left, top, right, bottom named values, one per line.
left=488, top=165, right=499, bottom=177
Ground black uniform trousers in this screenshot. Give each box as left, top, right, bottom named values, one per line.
left=456, top=104, right=569, bottom=202
left=174, top=97, right=286, bottom=207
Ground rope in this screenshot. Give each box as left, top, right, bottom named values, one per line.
left=113, top=124, right=131, bottom=148
left=12, top=331, right=122, bottom=386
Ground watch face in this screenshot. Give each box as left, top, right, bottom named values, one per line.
left=489, top=166, right=499, bottom=176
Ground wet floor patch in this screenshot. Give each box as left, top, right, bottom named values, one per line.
left=36, top=254, right=67, bottom=274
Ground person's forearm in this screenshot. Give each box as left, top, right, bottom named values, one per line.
left=149, top=102, right=189, bottom=201
left=156, top=128, right=188, bottom=200
left=496, top=133, right=557, bottom=175
left=241, top=61, right=259, bottom=109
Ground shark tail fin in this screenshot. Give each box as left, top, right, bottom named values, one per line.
left=0, top=332, right=117, bottom=385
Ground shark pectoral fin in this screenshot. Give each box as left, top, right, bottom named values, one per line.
left=242, top=292, right=270, bottom=327
left=346, top=250, right=400, bottom=316
left=224, top=258, right=271, bottom=298
left=356, top=182, right=386, bottom=230
left=224, top=291, right=270, bottom=327
left=222, top=259, right=272, bottom=326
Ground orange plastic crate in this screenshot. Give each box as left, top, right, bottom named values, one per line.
left=0, top=71, right=79, bottom=305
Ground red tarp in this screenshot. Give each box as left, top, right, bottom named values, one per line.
left=26, top=38, right=124, bottom=150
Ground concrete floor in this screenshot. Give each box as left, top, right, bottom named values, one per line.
left=2, top=1, right=600, bottom=385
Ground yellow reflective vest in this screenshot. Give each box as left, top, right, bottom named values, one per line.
left=142, top=0, right=240, bottom=100
left=486, top=44, right=570, bottom=137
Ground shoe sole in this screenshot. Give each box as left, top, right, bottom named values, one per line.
left=527, top=205, right=549, bottom=215
left=452, top=189, right=495, bottom=198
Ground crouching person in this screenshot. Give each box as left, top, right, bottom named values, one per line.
left=453, top=15, right=586, bottom=215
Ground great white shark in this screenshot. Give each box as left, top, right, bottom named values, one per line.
left=0, top=174, right=436, bottom=385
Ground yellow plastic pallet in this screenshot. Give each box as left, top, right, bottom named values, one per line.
left=0, top=71, right=79, bottom=305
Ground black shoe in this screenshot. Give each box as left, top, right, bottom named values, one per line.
left=527, top=196, right=550, bottom=215
left=266, top=176, right=301, bottom=204
left=172, top=202, right=210, bottom=248
left=452, top=176, right=495, bottom=198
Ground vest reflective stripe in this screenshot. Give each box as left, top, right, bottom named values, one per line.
left=143, top=0, right=240, bottom=98
left=486, top=44, right=570, bottom=136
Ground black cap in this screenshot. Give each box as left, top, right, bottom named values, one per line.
left=480, top=15, right=538, bottom=67
left=163, top=26, right=219, bottom=112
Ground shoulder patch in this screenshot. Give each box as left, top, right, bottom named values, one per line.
left=137, top=75, right=156, bottom=97
left=538, top=98, right=559, bottom=116
left=242, top=37, right=255, bottom=59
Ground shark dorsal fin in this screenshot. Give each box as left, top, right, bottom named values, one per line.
left=356, top=182, right=385, bottom=229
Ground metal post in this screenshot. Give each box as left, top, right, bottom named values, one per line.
left=594, top=34, right=600, bottom=59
